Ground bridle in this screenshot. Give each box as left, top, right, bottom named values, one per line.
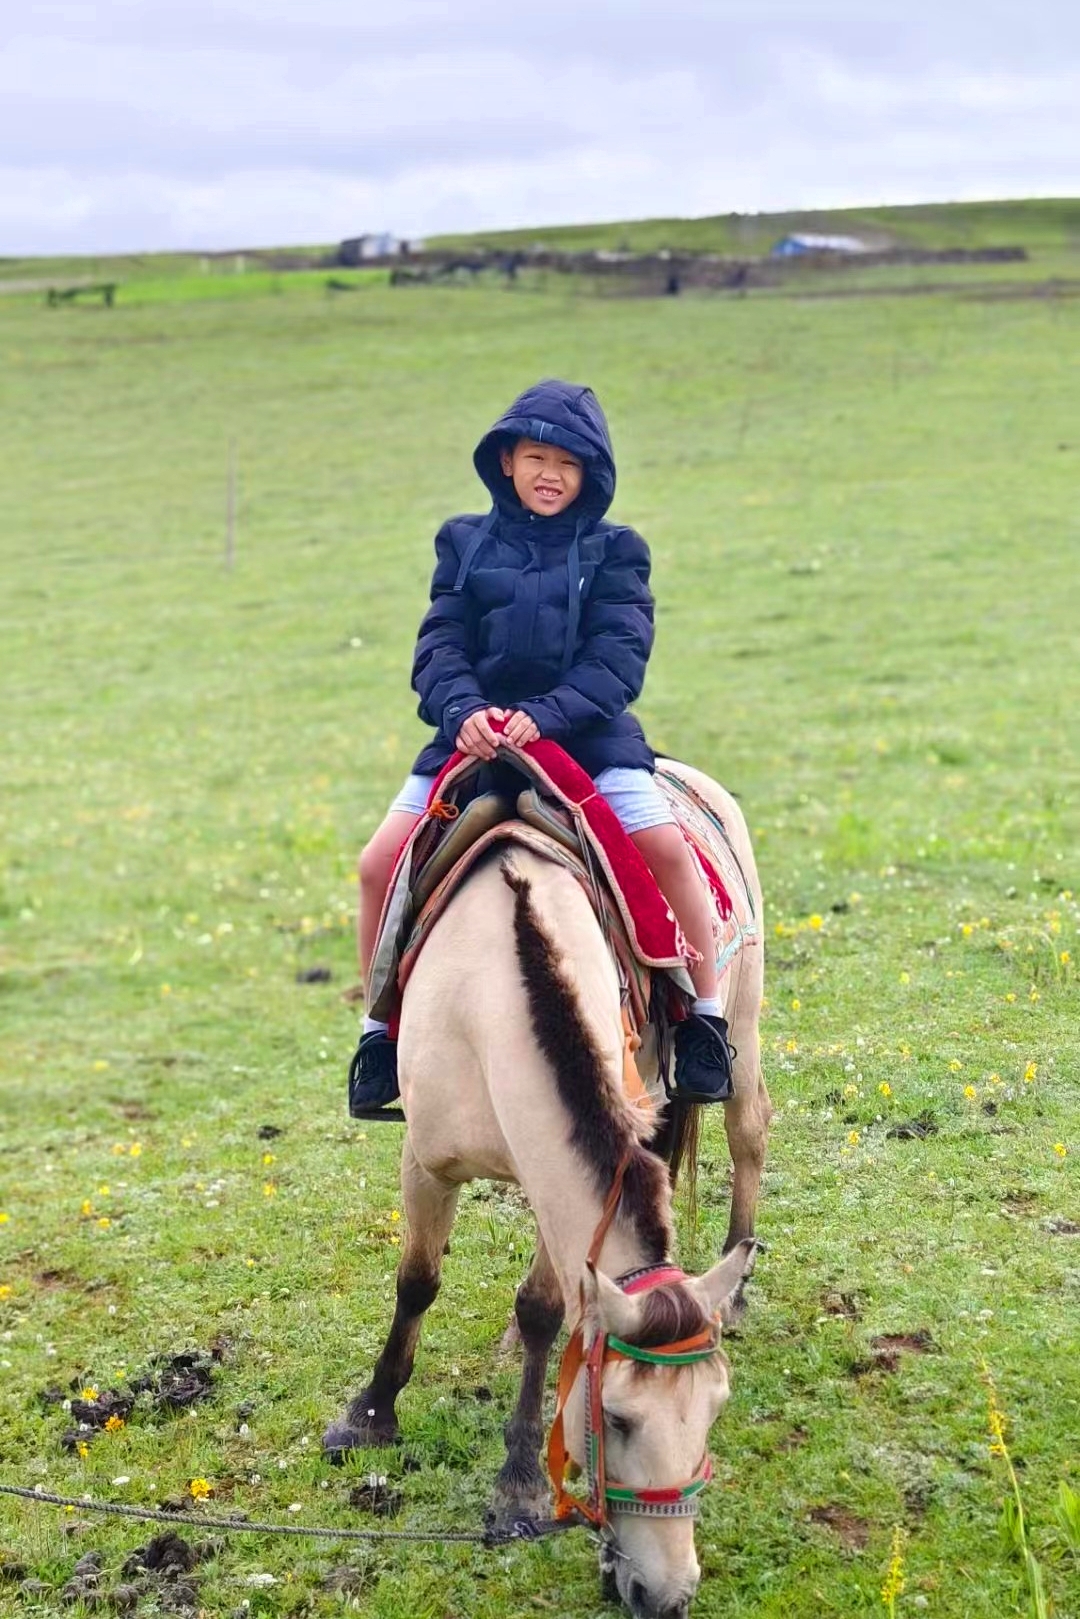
left=547, top=1152, right=719, bottom=1529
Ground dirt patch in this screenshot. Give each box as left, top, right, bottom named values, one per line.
left=1044, top=1216, right=1080, bottom=1236
left=34, top=1268, right=90, bottom=1291
left=871, top=1330, right=935, bottom=1356
left=887, top=1112, right=938, bottom=1140
left=112, top=1098, right=158, bottom=1119
left=776, top=1425, right=809, bottom=1452
left=348, top=1475, right=403, bottom=1516
left=1002, top=1189, right=1038, bottom=1216
left=822, top=1290, right=862, bottom=1319
left=807, top=1504, right=870, bottom=1549
left=850, top=1329, right=935, bottom=1376
left=321, top=1564, right=370, bottom=1596
left=257, top=1124, right=282, bottom=1140
left=296, top=966, right=332, bottom=984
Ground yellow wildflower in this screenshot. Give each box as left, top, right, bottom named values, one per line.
left=808, top=914, right=823, bottom=930
left=899, top=971, right=910, bottom=984
left=77, top=1441, right=89, bottom=1459
left=80, top=1386, right=99, bottom=1402
left=1029, top=987, right=1040, bottom=1002
left=847, top=1130, right=860, bottom=1146
left=1005, top=992, right=1016, bottom=1003
left=948, top=1059, right=962, bottom=1072
left=97, top=1217, right=111, bottom=1230
left=1053, top=1143, right=1068, bottom=1159
left=961, top=923, right=973, bottom=938
left=80, top=1200, right=94, bottom=1218
left=104, top=1414, right=124, bottom=1432
left=0, top=1284, right=12, bottom=1299
left=189, top=1477, right=211, bottom=1501
left=1023, top=1062, right=1037, bottom=1083
left=262, top=1151, right=275, bottom=1165
left=963, top=1085, right=977, bottom=1100
left=881, top=1524, right=906, bottom=1612
left=160, top=983, right=172, bottom=996
left=263, top=1182, right=277, bottom=1198
left=843, top=1083, right=860, bottom=1098
left=128, top=1143, right=142, bottom=1158
left=98, top=1185, right=110, bottom=1197
left=790, top=998, right=801, bottom=1012
left=879, top=1082, right=892, bottom=1098
left=390, top=1209, right=401, bottom=1222
left=1061, top=951, right=1071, bottom=966
left=784, top=1039, right=798, bottom=1054
left=0, top=1213, right=9, bottom=1225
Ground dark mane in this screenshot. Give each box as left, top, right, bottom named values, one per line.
left=505, top=861, right=672, bottom=1263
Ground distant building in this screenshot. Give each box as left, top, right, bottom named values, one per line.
left=338, top=233, right=420, bottom=265
left=770, top=233, right=868, bottom=257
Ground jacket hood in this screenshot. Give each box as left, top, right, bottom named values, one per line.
left=473, top=379, right=616, bottom=522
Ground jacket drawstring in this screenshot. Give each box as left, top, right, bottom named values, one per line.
left=560, top=519, right=588, bottom=677
left=452, top=507, right=499, bottom=593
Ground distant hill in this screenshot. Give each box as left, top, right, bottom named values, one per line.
left=429, top=197, right=1080, bottom=257
left=2, top=197, right=1077, bottom=289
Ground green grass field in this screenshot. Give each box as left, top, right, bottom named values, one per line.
left=1, top=243, right=1078, bottom=1618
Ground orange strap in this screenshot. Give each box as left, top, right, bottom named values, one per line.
left=547, top=1324, right=600, bottom=1523
left=620, top=1006, right=652, bottom=1116
left=547, top=1149, right=633, bottom=1522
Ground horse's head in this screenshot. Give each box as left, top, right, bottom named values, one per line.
left=560, top=1241, right=759, bottom=1619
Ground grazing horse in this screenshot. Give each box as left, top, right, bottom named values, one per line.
left=325, top=764, right=771, bottom=1618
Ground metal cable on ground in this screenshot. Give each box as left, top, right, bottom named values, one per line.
left=0, top=1482, right=581, bottom=1546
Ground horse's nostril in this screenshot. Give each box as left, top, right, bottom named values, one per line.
left=627, top=1577, right=649, bottom=1614
left=661, top=1603, right=689, bottom=1619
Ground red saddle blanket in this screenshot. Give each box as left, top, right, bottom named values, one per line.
left=366, top=726, right=736, bottom=1027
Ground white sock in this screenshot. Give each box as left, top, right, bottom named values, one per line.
left=691, top=996, right=722, bottom=1018
left=362, top=1016, right=390, bottom=1036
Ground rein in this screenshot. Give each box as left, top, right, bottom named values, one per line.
left=546, top=1153, right=719, bottom=1529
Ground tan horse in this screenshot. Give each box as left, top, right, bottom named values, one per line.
left=324, top=763, right=771, bottom=1619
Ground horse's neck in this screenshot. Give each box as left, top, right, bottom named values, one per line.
left=403, top=849, right=670, bottom=1317
left=526, top=1175, right=662, bottom=1326
left=484, top=851, right=671, bottom=1316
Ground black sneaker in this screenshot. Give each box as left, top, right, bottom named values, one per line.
left=672, top=1013, right=734, bottom=1102
left=347, top=1031, right=400, bottom=1116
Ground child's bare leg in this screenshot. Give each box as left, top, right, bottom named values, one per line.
left=357, top=811, right=422, bottom=994
left=630, top=825, right=719, bottom=999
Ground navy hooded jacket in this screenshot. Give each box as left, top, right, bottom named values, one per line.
left=410, top=380, right=655, bottom=778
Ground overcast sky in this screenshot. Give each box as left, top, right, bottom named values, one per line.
left=3, top=0, right=1078, bottom=255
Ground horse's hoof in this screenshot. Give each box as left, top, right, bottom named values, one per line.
left=322, top=1419, right=364, bottom=1462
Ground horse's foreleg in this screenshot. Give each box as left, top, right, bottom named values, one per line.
left=488, top=1238, right=564, bottom=1532
left=723, top=1020, right=771, bottom=1257
left=323, top=1144, right=460, bottom=1458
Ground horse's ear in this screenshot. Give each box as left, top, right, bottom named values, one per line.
left=581, top=1262, right=644, bottom=1342
left=693, top=1239, right=761, bottom=1325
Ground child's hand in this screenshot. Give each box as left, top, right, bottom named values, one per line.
left=503, top=710, right=540, bottom=747
left=455, top=708, right=505, bottom=760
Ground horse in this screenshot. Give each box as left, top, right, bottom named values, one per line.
left=324, top=762, right=772, bottom=1619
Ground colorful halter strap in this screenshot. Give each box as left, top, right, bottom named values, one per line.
left=546, top=1154, right=720, bottom=1528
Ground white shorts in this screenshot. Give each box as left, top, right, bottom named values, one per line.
left=389, top=765, right=675, bottom=836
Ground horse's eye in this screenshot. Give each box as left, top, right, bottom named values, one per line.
left=606, top=1411, right=634, bottom=1439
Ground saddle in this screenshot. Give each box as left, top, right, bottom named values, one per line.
left=367, top=735, right=755, bottom=1045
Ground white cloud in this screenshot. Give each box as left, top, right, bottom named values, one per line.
left=1, top=1, right=1077, bottom=253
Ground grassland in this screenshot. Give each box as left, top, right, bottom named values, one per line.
left=1, top=248, right=1078, bottom=1618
